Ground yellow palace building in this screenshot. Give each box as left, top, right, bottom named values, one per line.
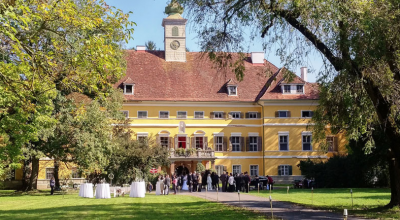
left=112, top=11, right=346, bottom=184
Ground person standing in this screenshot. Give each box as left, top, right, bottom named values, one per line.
left=207, top=173, right=212, bottom=191
left=234, top=173, right=241, bottom=192
left=255, top=175, right=260, bottom=190
left=50, top=177, right=55, bottom=195
left=197, top=172, right=202, bottom=192
left=192, top=171, right=198, bottom=192
left=228, top=173, right=235, bottom=192
left=148, top=182, right=153, bottom=193
left=188, top=172, right=193, bottom=193
left=165, top=175, right=171, bottom=195
left=243, top=172, right=250, bottom=193
left=172, top=175, right=178, bottom=194
left=160, top=176, right=165, bottom=195
left=267, top=175, right=274, bottom=190
left=220, top=172, right=227, bottom=192
left=212, top=172, right=218, bottom=190
left=156, top=176, right=162, bottom=195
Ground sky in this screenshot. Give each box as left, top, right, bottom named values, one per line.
left=105, top=0, right=322, bottom=82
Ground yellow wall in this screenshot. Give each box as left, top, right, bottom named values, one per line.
left=38, top=160, right=79, bottom=180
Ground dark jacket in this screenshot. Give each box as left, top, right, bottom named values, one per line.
left=187, top=174, right=192, bottom=184
left=50, top=179, right=55, bottom=187
left=192, top=174, right=198, bottom=184
left=220, top=174, right=227, bottom=183
left=165, top=177, right=171, bottom=186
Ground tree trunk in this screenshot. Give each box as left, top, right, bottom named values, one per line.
left=21, top=158, right=31, bottom=191
left=387, top=150, right=400, bottom=208
left=54, top=160, right=60, bottom=190
left=29, top=156, right=39, bottom=190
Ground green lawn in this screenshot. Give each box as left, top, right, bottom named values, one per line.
left=250, top=188, right=399, bottom=219
left=0, top=190, right=267, bottom=220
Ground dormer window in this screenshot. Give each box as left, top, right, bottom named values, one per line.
left=283, top=85, right=291, bottom=93
left=124, top=84, right=134, bottom=94
left=228, top=85, right=237, bottom=96
left=296, top=85, right=304, bottom=93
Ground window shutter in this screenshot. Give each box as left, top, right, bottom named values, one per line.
left=223, top=136, right=228, bottom=151
left=278, top=166, right=281, bottom=176
left=223, top=112, right=227, bottom=119
left=228, top=112, right=233, bottom=119
left=240, top=112, right=244, bottom=119
left=175, top=137, right=178, bottom=149
left=240, top=137, right=245, bottom=151
left=257, top=136, right=262, bottom=151
left=289, top=166, right=293, bottom=175
left=210, top=112, right=214, bottom=119
left=203, top=137, right=208, bottom=150
left=334, top=136, right=339, bottom=151
left=287, top=111, right=291, bottom=117
left=213, top=137, right=216, bottom=150
left=246, top=137, right=250, bottom=151
left=256, top=112, right=261, bottom=118
left=245, top=113, right=249, bottom=119
left=310, top=111, right=314, bottom=117
left=190, top=137, right=195, bottom=149
left=223, top=166, right=227, bottom=171
left=229, top=137, right=232, bottom=151
left=156, top=136, right=160, bottom=145
left=275, top=111, right=279, bottom=117
left=168, top=137, right=172, bottom=149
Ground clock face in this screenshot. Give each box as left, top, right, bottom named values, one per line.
left=170, top=40, right=180, bottom=50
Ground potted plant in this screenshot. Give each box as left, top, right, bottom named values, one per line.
left=176, top=148, right=185, bottom=156
left=186, top=148, right=196, bottom=156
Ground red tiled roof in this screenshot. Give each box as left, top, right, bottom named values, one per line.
left=115, top=51, right=319, bottom=102
left=122, top=77, right=135, bottom=84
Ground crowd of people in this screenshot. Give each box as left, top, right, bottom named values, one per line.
left=149, top=170, right=268, bottom=195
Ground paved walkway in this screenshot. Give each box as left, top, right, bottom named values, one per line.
left=180, top=191, right=370, bottom=220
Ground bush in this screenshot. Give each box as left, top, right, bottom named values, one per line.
left=196, top=163, right=205, bottom=173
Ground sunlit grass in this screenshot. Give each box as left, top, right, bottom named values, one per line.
left=0, top=190, right=268, bottom=220
left=250, top=187, right=399, bottom=219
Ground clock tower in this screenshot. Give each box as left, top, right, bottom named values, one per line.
left=162, top=0, right=187, bottom=62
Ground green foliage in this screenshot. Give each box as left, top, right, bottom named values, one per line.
left=0, top=0, right=135, bottom=163
left=106, top=133, right=170, bottom=185
left=196, top=162, right=205, bottom=173
left=145, top=41, right=157, bottom=51
left=186, top=148, right=196, bottom=155
left=176, top=148, right=185, bottom=156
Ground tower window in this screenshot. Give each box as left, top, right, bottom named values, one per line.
left=172, top=26, right=179, bottom=36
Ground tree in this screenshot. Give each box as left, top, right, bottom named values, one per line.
left=0, top=0, right=134, bottom=173
left=106, top=133, right=170, bottom=185
left=179, top=0, right=400, bottom=207
left=145, top=41, right=157, bottom=51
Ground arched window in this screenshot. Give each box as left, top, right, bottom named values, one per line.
left=172, top=26, right=179, bottom=36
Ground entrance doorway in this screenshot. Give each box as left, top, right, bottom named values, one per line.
left=175, top=166, right=189, bottom=176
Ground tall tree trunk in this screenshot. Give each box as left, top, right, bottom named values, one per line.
left=29, top=156, right=39, bottom=190
left=54, top=160, right=60, bottom=190
left=21, top=158, right=31, bottom=191
left=388, top=150, right=400, bottom=208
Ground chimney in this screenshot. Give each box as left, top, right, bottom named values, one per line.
left=136, top=45, right=146, bottom=53
left=301, top=67, right=308, bottom=82
left=251, top=52, right=264, bottom=65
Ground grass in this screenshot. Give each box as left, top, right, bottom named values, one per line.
left=249, top=187, right=400, bottom=219
left=0, top=190, right=268, bottom=220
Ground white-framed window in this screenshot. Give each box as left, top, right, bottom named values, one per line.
left=215, top=136, right=224, bottom=151
left=248, top=112, right=258, bottom=118
left=250, top=165, right=259, bottom=176
left=215, top=165, right=224, bottom=176
left=232, top=165, right=241, bottom=175
left=301, top=110, right=314, bottom=118
left=138, top=111, right=147, bottom=118
left=121, top=111, right=129, bottom=118
left=296, top=85, right=304, bottom=93
left=249, top=136, right=258, bottom=151
left=214, top=112, right=224, bottom=119
left=277, top=111, right=289, bottom=118
left=46, top=168, right=54, bottom=179
left=229, top=112, right=241, bottom=119
left=327, top=136, right=336, bottom=151
left=278, top=165, right=292, bottom=176
left=227, top=85, right=237, bottom=96
left=283, top=85, right=291, bottom=93
left=137, top=133, right=149, bottom=142
left=71, top=168, right=80, bottom=179
left=195, top=137, right=204, bottom=149
left=231, top=136, right=241, bottom=151
left=124, top=84, right=134, bottom=95
left=160, top=137, right=169, bottom=148
left=194, top=111, right=204, bottom=119
left=159, top=111, right=169, bottom=119
left=177, top=111, right=187, bottom=119
left=279, top=135, right=289, bottom=151
left=302, top=135, right=312, bottom=151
